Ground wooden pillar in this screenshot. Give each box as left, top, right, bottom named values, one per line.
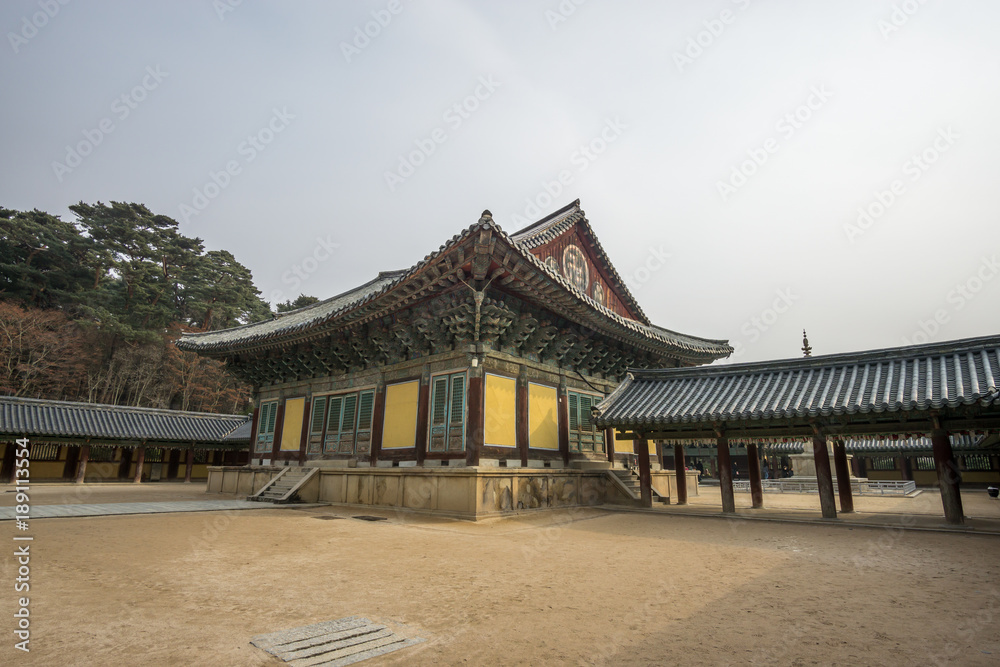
left=899, top=452, right=912, bottom=481
left=369, top=382, right=386, bottom=467
left=415, top=369, right=430, bottom=465
left=1, top=443, right=15, bottom=483
left=716, top=431, right=735, bottom=514
left=636, top=435, right=652, bottom=508
left=833, top=439, right=854, bottom=513
left=747, top=443, right=763, bottom=509
left=117, top=448, right=132, bottom=479
left=62, top=445, right=80, bottom=480
left=75, top=444, right=90, bottom=484
left=931, top=425, right=964, bottom=525
left=465, top=369, right=483, bottom=467
left=133, top=446, right=146, bottom=483
left=298, top=400, right=311, bottom=465
left=269, top=402, right=285, bottom=462
left=517, top=368, right=529, bottom=467
left=673, top=444, right=688, bottom=505
left=605, top=427, right=615, bottom=463
left=558, top=382, right=570, bottom=466
left=811, top=431, right=838, bottom=519
left=184, top=448, right=195, bottom=483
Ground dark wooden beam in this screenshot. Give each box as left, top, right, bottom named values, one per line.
left=747, top=442, right=763, bottom=509
left=673, top=443, right=687, bottom=506
left=636, top=436, right=652, bottom=508
left=812, top=432, right=838, bottom=519
left=716, top=432, right=735, bottom=514
left=74, top=444, right=90, bottom=484
left=832, top=439, right=854, bottom=513
left=133, top=446, right=145, bottom=483
left=931, top=424, right=965, bottom=525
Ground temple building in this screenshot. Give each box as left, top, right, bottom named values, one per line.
left=178, top=202, right=730, bottom=516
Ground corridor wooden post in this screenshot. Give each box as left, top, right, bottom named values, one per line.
left=673, top=443, right=687, bottom=505
left=811, top=429, right=838, bottom=519
left=832, top=439, right=854, bottom=513
left=931, top=421, right=964, bottom=525
left=747, top=443, right=764, bottom=509
left=636, top=435, right=653, bottom=508
left=716, top=430, right=735, bottom=514
left=133, top=446, right=146, bottom=484
left=184, top=448, right=195, bottom=483
left=74, top=444, right=90, bottom=484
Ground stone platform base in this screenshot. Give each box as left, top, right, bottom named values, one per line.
left=206, top=466, right=698, bottom=520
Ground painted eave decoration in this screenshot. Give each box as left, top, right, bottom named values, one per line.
left=176, top=202, right=733, bottom=362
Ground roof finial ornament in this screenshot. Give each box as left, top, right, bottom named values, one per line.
left=481, top=210, right=492, bottom=219
left=801, top=329, right=812, bottom=357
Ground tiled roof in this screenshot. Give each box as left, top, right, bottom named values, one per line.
left=177, top=271, right=406, bottom=352
left=0, top=396, right=250, bottom=445
left=595, top=335, right=1000, bottom=429
left=177, top=207, right=732, bottom=360
left=694, top=434, right=989, bottom=454
left=510, top=200, right=650, bottom=325
left=221, top=418, right=252, bottom=442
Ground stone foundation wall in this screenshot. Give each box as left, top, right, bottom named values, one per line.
left=207, top=465, right=690, bottom=520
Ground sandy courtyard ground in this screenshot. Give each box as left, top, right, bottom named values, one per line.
left=2, top=484, right=999, bottom=666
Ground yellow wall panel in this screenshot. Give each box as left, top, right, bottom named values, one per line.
left=614, top=432, right=655, bottom=455
left=484, top=374, right=517, bottom=448
left=279, top=397, right=305, bottom=451
left=528, top=383, right=559, bottom=450
left=382, top=381, right=419, bottom=449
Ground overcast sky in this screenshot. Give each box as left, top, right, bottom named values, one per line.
left=2, top=0, right=998, bottom=364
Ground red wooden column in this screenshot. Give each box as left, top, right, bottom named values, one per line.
left=297, top=400, right=312, bottom=465
left=465, top=369, right=484, bottom=467
left=605, top=427, right=615, bottom=464
left=75, top=444, right=90, bottom=484
left=369, top=382, right=386, bottom=467
left=811, top=430, right=838, bottom=519
left=132, top=445, right=146, bottom=484
left=415, top=368, right=430, bottom=465
left=832, top=439, right=854, bottom=513
left=517, top=368, right=530, bottom=467
left=558, top=382, right=570, bottom=467
left=635, top=434, right=652, bottom=508
left=931, top=422, right=964, bottom=525
left=746, top=443, right=764, bottom=509
left=673, top=444, right=688, bottom=505
left=184, top=448, right=195, bottom=483
left=133, top=446, right=146, bottom=483
left=716, top=430, right=735, bottom=513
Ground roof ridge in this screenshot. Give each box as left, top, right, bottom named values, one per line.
left=0, top=395, right=247, bottom=420
left=510, top=199, right=581, bottom=237
left=632, top=333, right=1000, bottom=378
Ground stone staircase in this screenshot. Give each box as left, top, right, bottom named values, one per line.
left=249, top=467, right=316, bottom=503
left=609, top=469, right=670, bottom=505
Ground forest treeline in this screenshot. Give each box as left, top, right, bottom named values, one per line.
left=0, top=201, right=317, bottom=414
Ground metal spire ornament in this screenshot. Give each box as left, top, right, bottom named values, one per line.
left=801, top=329, right=812, bottom=357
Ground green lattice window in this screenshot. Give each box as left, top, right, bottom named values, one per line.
left=430, top=372, right=466, bottom=453
left=568, top=391, right=604, bottom=453
left=322, top=390, right=375, bottom=455
left=255, top=401, right=278, bottom=453
left=870, top=456, right=896, bottom=471
left=915, top=456, right=935, bottom=471
left=963, top=454, right=991, bottom=471
left=29, top=444, right=60, bottom=461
